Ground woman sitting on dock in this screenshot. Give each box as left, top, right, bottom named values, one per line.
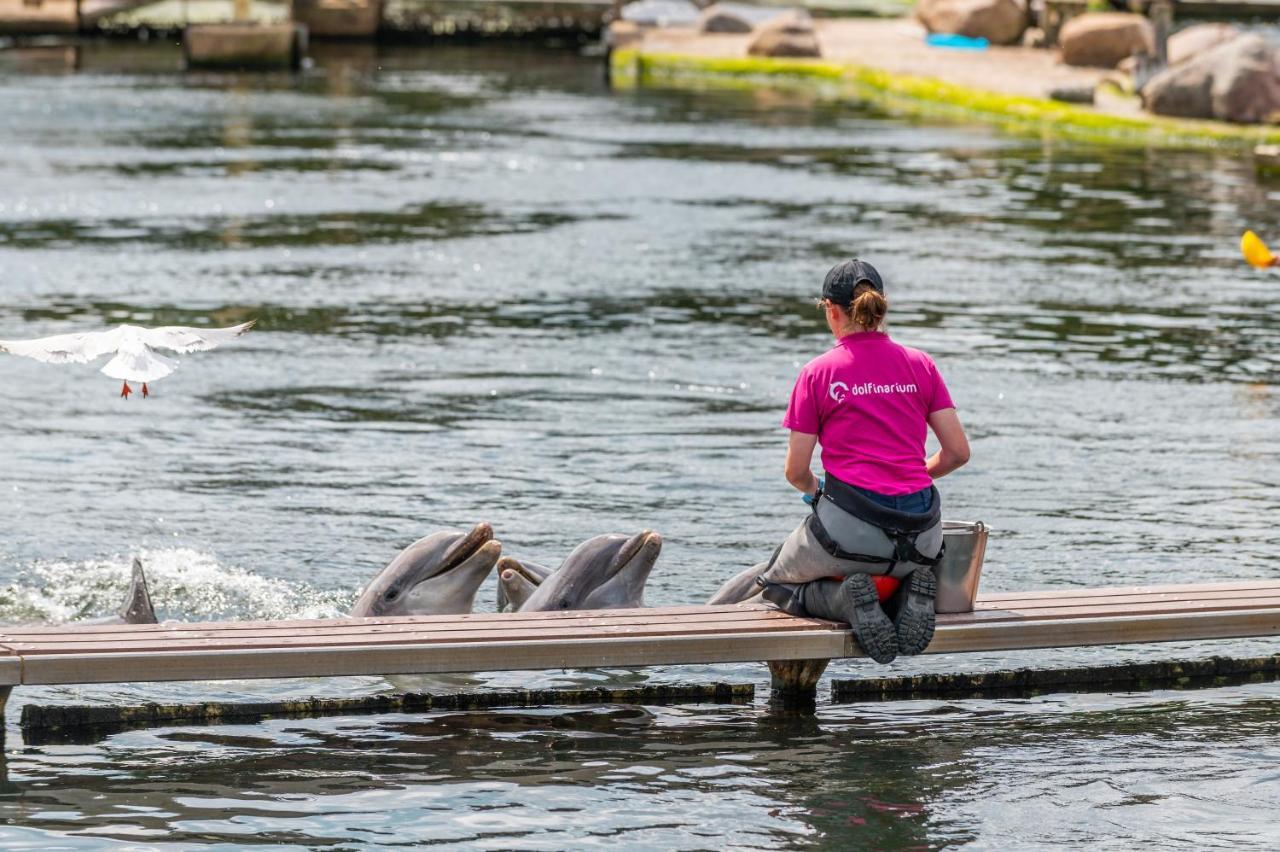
left=759, top=259, right=970, bottom=664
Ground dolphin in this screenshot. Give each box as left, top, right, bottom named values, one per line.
left=706, top=561, right=769, bottom=606
left=82, top=556, right=158, bottom=625
left=497, top=557, right=552, bottom=612
left=518, top=530, right=662, bottom=612
left=351, top=522, right=502, bottom=617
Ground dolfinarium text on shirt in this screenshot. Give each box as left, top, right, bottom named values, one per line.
left=828, top=380, right=918, bottom=403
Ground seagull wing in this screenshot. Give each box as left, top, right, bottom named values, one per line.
left=0, top=327, right=124, bottom=364
left=140, top=320, right=256, bottom=354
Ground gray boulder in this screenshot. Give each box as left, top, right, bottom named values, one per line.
left=747, top=11, right=820, bottom=58
left=1119, top=23, right=1238, bottom=74
left=915, top=0, right=1027, bottom=47
left=1168, top=23, right=1239, bottom=66
left=1143, top=33, right=1280, bottom=124
left=1060, top=12, right=1154, bottom=68
left=697, top=2, right=790, bottom=34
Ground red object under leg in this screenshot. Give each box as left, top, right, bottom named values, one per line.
left=823, top=575, right=901, bottom=602
left=142, top=383, right=149, bottom=399
left=119, top=381, right=132, bottom=399
left=872, top=576, right=900, bottom=602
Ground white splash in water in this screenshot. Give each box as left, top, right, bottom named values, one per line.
left=0, top=548, right=354, bottom=625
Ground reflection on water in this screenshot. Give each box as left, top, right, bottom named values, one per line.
left=1, top=38, right=1279, bottom=847
left=5, top=690, right=1280, bottom=847
left=0, top=202, right=581, bottom=249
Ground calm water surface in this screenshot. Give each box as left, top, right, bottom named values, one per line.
left=0, top=40, right=1278, bottom=849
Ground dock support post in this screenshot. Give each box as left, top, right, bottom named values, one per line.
left=768, top=659, right=828, bottom=712
left=0, top=687, right=10, bottom=745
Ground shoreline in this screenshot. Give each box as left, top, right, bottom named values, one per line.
left=610, top=19, right=1280, bottom=150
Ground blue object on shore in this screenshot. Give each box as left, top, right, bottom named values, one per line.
left=925, top=33, right=990, bottom=51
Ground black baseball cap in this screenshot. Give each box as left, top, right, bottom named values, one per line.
left=821, top=259, right=884, bottom=306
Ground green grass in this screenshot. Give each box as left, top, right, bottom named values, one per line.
left=610, top=48, right=1280, bottom=149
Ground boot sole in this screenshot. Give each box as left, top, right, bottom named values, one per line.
left=894, top=567, right=937, bottom=655
left=844, top=574, right=899, bottom=664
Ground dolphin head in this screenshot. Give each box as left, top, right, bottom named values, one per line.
left=351, top=523, right=501, bottom=617
left=520, top=530, right=662, bottom=612
left=497, top=556, right=548, bottom=612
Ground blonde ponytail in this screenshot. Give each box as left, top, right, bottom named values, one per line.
left=850, top=285, right=887, bottom=331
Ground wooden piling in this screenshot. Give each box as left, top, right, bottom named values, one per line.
left=768, top=658, right=828, bottom=711
left=0, top=686, right=9, bottom=747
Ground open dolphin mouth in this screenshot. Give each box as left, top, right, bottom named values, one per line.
left=607, top=530, right=661, bottom=579
left=497, top=556, right=541, bottom=585
left=438, top=522, right=494, bottom=575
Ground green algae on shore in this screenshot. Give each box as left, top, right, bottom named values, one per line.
left=610, top=47, right=1280, bottom=149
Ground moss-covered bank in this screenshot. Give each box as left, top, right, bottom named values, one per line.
left=610, top=48, right=1280, bottom=150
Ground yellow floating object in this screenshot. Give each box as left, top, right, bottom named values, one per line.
left=1242, top=230, right=1275, bottom=269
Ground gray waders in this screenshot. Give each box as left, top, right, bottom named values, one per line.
left=757, top=475, right=945, bottom=662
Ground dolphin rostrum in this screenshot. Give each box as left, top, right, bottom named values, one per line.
left=351, top=522, right=502, bottom=617
left=518, top=530, right=662, bottom=612
left=497, top=557, right=553, bottom=612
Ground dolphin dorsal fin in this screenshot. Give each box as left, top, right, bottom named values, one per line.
left=119, top=556, right=158, bottom=625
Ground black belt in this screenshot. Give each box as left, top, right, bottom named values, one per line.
left=820, top=475, right=941, bottom=531
left=809, top=474, right=943, bottom=575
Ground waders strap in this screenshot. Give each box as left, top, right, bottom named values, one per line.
left=806, top=512, right=899, bottom=575
left=881, top=525, right=945, bottom=569
left=807, top=504, right=944, bottom=574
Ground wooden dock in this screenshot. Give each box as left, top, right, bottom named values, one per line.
left=0, top=580, right=1276, bottom=718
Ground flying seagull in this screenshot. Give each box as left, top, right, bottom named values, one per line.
left=0, top=320, right=255, bottom=398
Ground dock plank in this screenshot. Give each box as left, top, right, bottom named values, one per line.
left=2, top=615, right=834, bottom=655
left=2, top=582, right=1279, bottom=686
left=17, top=630, right=855, bottom=685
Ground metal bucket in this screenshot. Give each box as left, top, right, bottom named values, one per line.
left=935, top=521, right=988, bottom=613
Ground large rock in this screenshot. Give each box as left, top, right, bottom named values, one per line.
left=1168, top=23, right=1239, bottom=66
left=1143, top=34, right=1280, bottom=124
left=1119, top=23, right=1238, bottom=74
left=915, top=0, right=1027, bottom=47
left=697, top=2, right=787, bottom=34
left=746, top=12, right=820, bottom=58
left=1060, top=13, right=1154, bottom=68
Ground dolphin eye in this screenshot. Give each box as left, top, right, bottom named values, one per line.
left=386, top=588, right=400, bottom=601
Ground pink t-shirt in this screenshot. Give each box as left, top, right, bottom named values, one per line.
left=783, top=331, right=955, bottom=496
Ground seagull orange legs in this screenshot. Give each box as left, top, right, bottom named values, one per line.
left=118, top=382, right=151, bottom=399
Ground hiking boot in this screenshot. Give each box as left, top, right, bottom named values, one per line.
left=892, top=567, right=937, bottom=655
left=799, top=574, right=898, bottom=664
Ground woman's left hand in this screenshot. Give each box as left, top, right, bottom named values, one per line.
left=802, top=477, right=825, bottom=505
